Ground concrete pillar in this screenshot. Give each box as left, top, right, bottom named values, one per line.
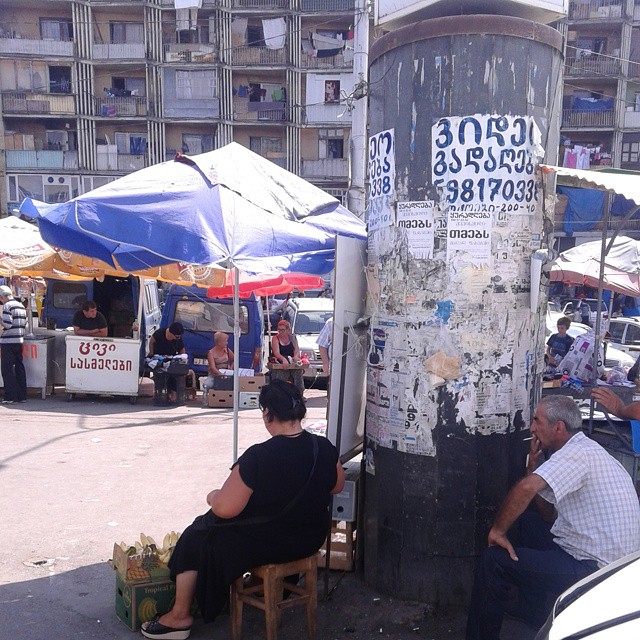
left=363, top=15, right=563, bottom=605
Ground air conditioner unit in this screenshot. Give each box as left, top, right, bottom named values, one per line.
left=45, top=175, right=69, bottom=185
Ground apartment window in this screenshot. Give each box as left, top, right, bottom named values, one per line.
left=46, top=130, right=77, bottom=151
left=319, top=129, right=344, bottom=159
left=110, top=22, right=144, bottom=44
left=49, top=66, right=72, bottom=94
left=82, top=177, right=114, bottom=193
left=40, top=18, right=73, bottom=41
left=622, top=142, right=640, bottom=163
left=115, top=133, right=147, bottom=156
left=324, top=80, right=340, bottom=103
left=176, top=70, right=216, bottom=99
left=249, top=137, right=282, bottom=156
left=181, top=134, right=214, bottom=155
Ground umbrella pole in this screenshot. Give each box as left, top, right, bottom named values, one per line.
left=233, top=266, right=240, bottom=464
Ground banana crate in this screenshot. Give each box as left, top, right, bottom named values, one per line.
left=112, top=532, right=179, bottom=584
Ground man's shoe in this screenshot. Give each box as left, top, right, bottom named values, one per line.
left=2, top=399, right=14, bottom=404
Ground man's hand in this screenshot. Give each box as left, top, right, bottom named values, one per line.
left=488, top=527, right=519, bottom=561
left=591, top=387, right=636, bottom=419
left=527, top=435, right=544, bottom=474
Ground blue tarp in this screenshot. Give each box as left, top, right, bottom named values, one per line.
left=611, top=194, right=640, bottom=218
left=19, top=143, right=366, bottom=275
left=572, top=97, right=615, bottom=111
left=559, top=186, right=606, bottom=235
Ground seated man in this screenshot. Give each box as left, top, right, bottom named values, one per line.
left=466, top=395, right=640, bottom=640
left=72, top=301, right=108, bottom=337
left=148, top=322, right=186, bottom=403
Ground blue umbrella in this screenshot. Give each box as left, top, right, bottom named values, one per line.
left=19, top=142, right=365, bottom=275
left=20, top=143, right=366, bottom=461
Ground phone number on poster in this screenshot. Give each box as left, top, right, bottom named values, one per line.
left=436, top=177, right=538, bottom=206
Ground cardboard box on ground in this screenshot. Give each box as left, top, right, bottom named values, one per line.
left=205, top=375, right=265, bottom=408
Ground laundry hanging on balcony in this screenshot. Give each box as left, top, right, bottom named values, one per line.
left=571, top=97, right=614, bottom=112
left=231, top=18, right=248, bottom=48
left=557, top=186, right=605, bottom=235
left=262, top=18, right=286, bottom=50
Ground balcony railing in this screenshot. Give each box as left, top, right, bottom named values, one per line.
left=0, top=36, right=74, bottom=57
left=231, top=0, right=288, bottom=8
left=301, top=157, right=348, bottom=179
left=562, top=109, right=614, bottom=128
left=565, top=56, right=620, bottom=76
left=163, top=43, right=217, bottom=63
left=568, top=0, right=624, bottom=20
left=300, top=51, right=352, bottom=69
left=95, top=96, right=148, bottom=117
left=231, top=46, right=287, bottom=65
left=5, top=150, right=78, bottom=170
left=2, top=92, right=76, bottom=115
left=118, top=154, right=147, bottom=172
left=301, top=0, right=355, bottom=11
left=93, top=43, right=146, bottom=59
left=233, top=100, right=288, bottom=122
left=303, top=102, right=351, bottom=123
left=160, top=0, right=216, bottom=6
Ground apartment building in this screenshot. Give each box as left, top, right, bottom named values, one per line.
left=0, top=0, right=358, bottom=215
left=556, top=0, right=640, bottom=246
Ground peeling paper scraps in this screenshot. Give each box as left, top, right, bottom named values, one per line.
left=424, top=351, right=461, bottom=380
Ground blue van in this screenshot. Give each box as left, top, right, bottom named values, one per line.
left=42, top=276, right=162, bottom=351
left=160, top=285, right=263, bottom=377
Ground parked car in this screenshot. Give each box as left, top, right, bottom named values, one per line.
left=282, top=297, right=334, bottom=383
left=607, top=317, right=640, bottom=356
left=561, top=298, right=609, bottom=328
left=537, top=550, right=640, bottom=639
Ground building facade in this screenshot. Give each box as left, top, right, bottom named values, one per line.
left=0, top=0, right=358, bottom=215
left=557, top=0, right=640, bottom=245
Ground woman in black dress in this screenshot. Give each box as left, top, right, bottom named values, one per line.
left=141, top=379, right=344, bottom=640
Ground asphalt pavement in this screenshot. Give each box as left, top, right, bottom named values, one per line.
left=0, top=389, right=533, bottom=640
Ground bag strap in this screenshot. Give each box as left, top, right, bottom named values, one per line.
left=215, top=433, right=319, bottom=527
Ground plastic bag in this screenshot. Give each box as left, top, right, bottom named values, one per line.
left=606, top=366, right=628, bottom=386
left=558, top=330, right=604, bottom=382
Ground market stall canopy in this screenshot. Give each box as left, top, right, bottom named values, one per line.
left=540, top=165, right=640, bottom=205
left=19, top=142, right=366, bottom=275
left=546, top=236, right=640, bottom=296
left=207, top=272, right=324, bottom=298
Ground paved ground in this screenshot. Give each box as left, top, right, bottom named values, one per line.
left=0, top=389, right=534, bottom=640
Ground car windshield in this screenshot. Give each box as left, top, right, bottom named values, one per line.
left=293, top=309, right=333, bottom=334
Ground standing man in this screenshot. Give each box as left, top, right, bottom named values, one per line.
left=0, top=285, right=28, bottom=404
left=72, top=301, right=108, bottom=337
left=466, top=395, right=640, bottom=639
left=317, top=316, right=333, bottom=376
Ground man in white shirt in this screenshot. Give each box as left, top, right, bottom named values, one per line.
left=466, top=394, right=640, bottom=640
left=316, top=317, right=333, bottom=375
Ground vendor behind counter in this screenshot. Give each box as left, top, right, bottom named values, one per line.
left=72, top=301, right=107, bottom=337
left=148, top=322, right=185, bottom=356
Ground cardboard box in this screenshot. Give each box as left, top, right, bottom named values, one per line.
left=239, top=374, right=266, bottom=392
left=239, top=391, right=260, bottom=408
left=115, top=573, right=175, bottom=631
left=207, top=390, right=234, bottom=408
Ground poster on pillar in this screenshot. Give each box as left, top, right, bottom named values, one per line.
left=431, top=114, right=544, bottom=266
left=396, top=200, right=435, bottom=259
left=367, top=128, right=396, bottom=232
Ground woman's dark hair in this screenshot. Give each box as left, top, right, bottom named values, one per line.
left=259, top=379, right=306, bottom=422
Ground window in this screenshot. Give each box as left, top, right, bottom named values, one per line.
left=111, top=77, right=146, bottom=97
left=622, top=142, right=640, bottom=164
left=40, top=18, right=73, bottom=41
left=324, top=80, right=340, bottom=103
left=176, top=70, right=217, bottom=100
left=319, top=129, right=344, bottom=159
left=110, top=22, right=144, bottom=44
left=174, top=300, right=248, bottom=334
left=626, top=325, right=640, bottom=345
left=181, top=134, right=214, bottom=155
left=49, top=66, right=72, bottom=94
left=115, top=133, right=147, bottom=156
left=46, top=130, right=77, bottom=152
left=82, top=176, right=115, bottom=193
left=51, top=282, right=87, bottom=310
left=249, top=137, right=282, bottom=156
left=609, top=322, right=626, bottom=341
left=247, top=24, right=264, bottom=47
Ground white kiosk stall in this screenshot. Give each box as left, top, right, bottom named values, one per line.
left=0, top=335, right=55, bottom=399
left=65, top=335, right=141, bottom=403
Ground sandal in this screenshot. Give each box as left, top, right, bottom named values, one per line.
left=140, top=617, right=191, bottom=640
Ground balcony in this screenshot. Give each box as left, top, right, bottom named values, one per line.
left=231, top=0, right=289, bottom=8
left=568, top=0, right=624, bottom=20
left=301, top=157, right=348, bottom=179
left=562, top=109, right=614, bottom=128
left=233, top=100, right=288, bottom=122
left=0, top=36, right=74, bottom=57
left=2, top=92, right=76, bottom=116
left=93, top=43, right=146, bottom=60
left=95, top=95, right=148, bottom=117
left=231, top=46, right=287, bottom=66
left=303, top=102, right=351, bottom=124
left=300, top=51, right=352, bottom=70
left=96, top=146, right=147, bottom=172
left=624, top=110, right=640, bottom=128
left=159, top=0, right=216, bottom=6
left=5, top=150, right=78, bottom=170
left=118, top=154, right=147, bottom=172
left=163, top=43, right=217, bottom=63
left=565, top=56, right=620, bottom=76
left=301, top=0, right=355, bottom=11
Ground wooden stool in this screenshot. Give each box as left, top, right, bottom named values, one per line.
left=231, top=554, right=318, bottom=640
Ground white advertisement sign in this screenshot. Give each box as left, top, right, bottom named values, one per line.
left=446, top=205, right=493, bottom=267
left=367, top=128, right=396, bottom=232
left=65, top=336, right=140, bottom=395
left=0, top=339, right=51, bottom=395
left=396, top=201, right=435, bottom=259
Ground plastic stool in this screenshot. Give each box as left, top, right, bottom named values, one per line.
left=231, top=554, right=318, bottom=640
